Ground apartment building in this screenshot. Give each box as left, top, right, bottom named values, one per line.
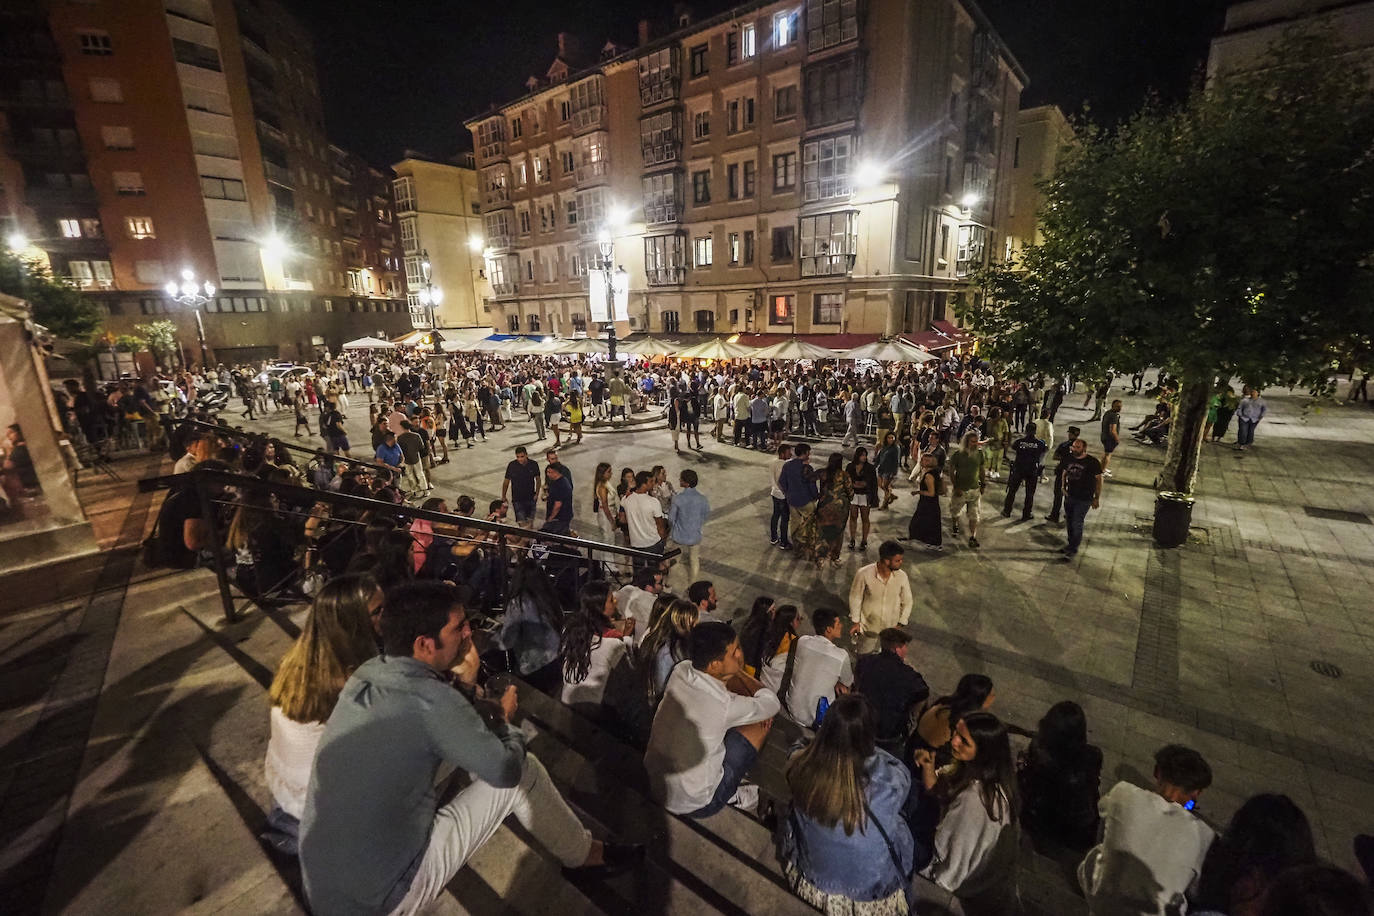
left=466, top=0, right=1026, bottom=341
left=332, top=145, right=403, bottom=304
left=1208, top=0, right=1374, bottom=80
left=0, top=0, right=408, bottom=364
left=392, top=152, right=488, bottom=331
left=1004, top=104, right=1072, bottom=264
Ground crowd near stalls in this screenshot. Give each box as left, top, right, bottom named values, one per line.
left=125, top=337, right=1370, bottom=916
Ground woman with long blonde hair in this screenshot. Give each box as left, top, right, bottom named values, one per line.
left=780, top=693, right=915, bottom=914
left=638, top=596, right=697, bottom=702
left=263, top=574, right=380, bottom=850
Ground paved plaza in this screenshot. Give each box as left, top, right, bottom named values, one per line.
left=1, top=379, right=1371, bottom=913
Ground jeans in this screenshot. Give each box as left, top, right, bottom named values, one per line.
left=771, top=496, right=790, bottom=545
left=384, top=755, right=591, bottom=916
left=751, top=421, right=769, bottom=449
left=733, top=418, right=749, bottom=445
left=1064, top=495, right=1092, bottom=555
left=1236, top=418, right=1258, bottom=446
left=1003, top=466, right=1038, bottom=518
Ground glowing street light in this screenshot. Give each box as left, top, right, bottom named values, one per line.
left=467, top=235, right=483, bottom=253
left=853, top=159, right=886, bottom=190
left=5, top=232, right=29, bottom=252
left=960, top=191, right=981, bottom=211
left=164, top=268, right=215, bottom=367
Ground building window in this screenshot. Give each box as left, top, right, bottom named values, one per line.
left=173, top=38, right=222, bottom=71
left=59, top=218, right=81, bottom=238
left=770, top=294, right=795, bottom=325
left=774, top=11, right=798, bottom=47
left=726, top=95, right=755, bottom=134
left=560, top=150, right=575, bottom=174
left=533, top=153, right=550, bottom=184
left=508, top=314, right=521, bottom=332
left=640, top=110, right=681, bottom=166
left=89, top=77, right=123, bottom=103
left=771, top=226, right=794, bottom=262
left=644, top=234, right=686, bottom=285
left=638, top=46, right=678, bottom=105
left=693, top=235, right=713, bottom=267
left=510, top=115, right=523, bottom=139
left=727, top=161, right=755, bottom=199
left=956, top=224, right=988, bottom=278
left=100, top=125, right=133, bottom=149
left=805, top=55, right=861, bottom=127
left=806, top=0, right=859, bottom=52
left=1013, top=136, right=1021, bottom=168
left=802, top=135, right=853, bottom=202
left=801, top=211, right=858, bottom=276
left=643, top=172, right=682, bottom=225
left=571, top=312, right=586, bottom=332
left=661, top=310, right=680, bottom=333
left=728, top=231, right=756, bottom=266
left=742, top=23, right=758, bottom=58
left=78, top=30, right=113, bottom=55
left=393, top=177, right=415, bottom=211
left=690, top=43, right=709, bottom=77
left=477, top=119, right=506, bottom=159
left=126, top=216, right=155, bottom=239
left=527, top=313, right=540, bottom=332
left=134, top=259, right=164, bottom=284
left=813, top=292, right=844, bottom=324
left=773, top=152, right=797, bottom=191
left=82, top=218, right=102, bottom=238
left=560, top=99, right=571, bottom=121
left=517, top=209, right=531, bottom=235
left=774, top=84, right=798, bottom=120
left=399, top=216, right=418, bottom=251
left=692, top=169, right=711, bottom=204
left=565, top=198, right=579, bottom=225
left=692, top=110, right=711, bottom=142
left=200, top=175, right=246, bottom=200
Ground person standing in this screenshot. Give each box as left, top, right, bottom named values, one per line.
left=948, top=431, right=987, bottom=549
left=846, top=446, right=877, bottom=551
left=749, top=390, right=771, bottom=450
left=396, top=422, right=430, bottom=498
left=667, top=469, right=710, bottom=587
left=1060, top=439, right=1103, bottom=561
left=541, top=464, right=574, bottom=535
left=841, top=391, right=863, bottom=447
left=1100, top=399, right=1122, bottom=478
left=1211, top=385, right=1239, bottom=443
left=1235, top=387, right=1267, bottom=450
left=1002, top=426, right=1048, bottom=521
left=1044, top=425, right=1080, bottom=524
left=770, top=444, right=794, bottom=549
left=847, top=541, right=913, bottom=655
left=712, top=388, right=728, bottom=442
left=621, top=470, right=669, bottom=570
left=778, top=443, right=819, bottom=545
left=854, top=629, right=930, bottom=756
left=732, top=387, right=751, bottom=447
left=501, top=446, right=542, bottom=529
left=908, top=453, right=944, bottom=551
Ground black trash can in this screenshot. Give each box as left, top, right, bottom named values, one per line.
left=1153, top=491, right=1194, bottom=548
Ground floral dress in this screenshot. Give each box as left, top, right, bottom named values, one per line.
left=798, top=471, right=853, bottom=564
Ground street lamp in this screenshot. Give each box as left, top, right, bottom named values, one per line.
left=418, top=248, right=442, bottom=355
left=164, top=267, right=215, bottom=368
left=596, top=231, right=620, bottom=362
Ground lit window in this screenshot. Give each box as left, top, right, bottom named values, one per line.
left=774, top=12, right=797, bottom=47
left=59, top=219, right=81, bottom=238
left=126, top=216, right=155, bottom=239
left=693, top=235, right=713, bottom=267
left=741, top=23, right=757, bottom=59
left=770, top=294, right=794, bottom=325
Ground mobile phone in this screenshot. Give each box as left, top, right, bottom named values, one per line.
left=1183, top=799, right=1196, bottom=811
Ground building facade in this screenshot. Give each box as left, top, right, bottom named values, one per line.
left=1208, top=0, right=1374, bottom=80
left=465, top=0, right=1026, bottom=341
left=0, top=0, right=409, bottom=365
left=391, top=153, right=488, bottom=331
left=1004, top=104, right=1072, bottom=264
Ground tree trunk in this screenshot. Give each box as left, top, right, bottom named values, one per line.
left=1156, top=375, right=1213, bottom=495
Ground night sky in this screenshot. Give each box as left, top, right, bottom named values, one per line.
left=284, top=0, right=1235, bottom=168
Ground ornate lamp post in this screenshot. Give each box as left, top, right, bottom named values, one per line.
left=418, top=248, right=443, bottom=355
left=164, top=268, right=215, bottom=368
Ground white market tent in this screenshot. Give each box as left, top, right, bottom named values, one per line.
left=749, top=339, right=844, bottom=361
left=340, top=336, right=397, bottom=350
left=843, top=339, right=936, bottom=363
left=617, top=336, right=681, bottom=356
left=673, top=339, right=758, bottom=360
left=554, top=337, right=611, bottom=355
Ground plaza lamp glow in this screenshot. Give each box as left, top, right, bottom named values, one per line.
left=164, top=267, right=215, bottom=367
left=960, top=192, right=981, bottom=212
left=594, top=207, right=630, bottom=362
left=852, top=159, right=886, bottom=190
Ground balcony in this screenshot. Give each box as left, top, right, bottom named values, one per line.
left=491, top=280, right=519, bottom=298
left=644, top=201, right=682, bottom=226
left=335, top=194, right=358, bottom=213
left=23, top=185, right=98, bottom=207
left=641, top=138, right=681, bottom=168
left=479, top=139, right=507, bottom=162
left=340, top=224, right=361, bottom=242
left=571, top=105, right=605, bottom=134
left=484, top=187, right=510, bottom=208
left=574, top=159, right=608, bottom=185
left=263, top=160, right=294, bottom=188
left=801, top=253, right=856, bottom=278
left=646, top=267, right=685, bottom=286
left=255, top=117, right=285, bottom=145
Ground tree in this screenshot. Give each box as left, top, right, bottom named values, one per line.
left=964, top=31, right=1374, bottom=521
left=0, top=248, right=103, bottom=341
left=135, top=319, right=179, bottom=367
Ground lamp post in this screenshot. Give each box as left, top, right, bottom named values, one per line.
left=418, top=248, right=443, bottom=355
left=164, top=268, right=215, bottom=368
left=596, top=231, right=620, bottom=362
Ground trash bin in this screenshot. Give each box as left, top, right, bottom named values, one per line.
left=1153, top=491, right=1194, bottom=547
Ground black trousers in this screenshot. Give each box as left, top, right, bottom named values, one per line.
left=1003, top=466, right=1039, bottom=518
left=733, top=418, right=749, bottom=445
left=1048, top=467, right=1066, bottom=520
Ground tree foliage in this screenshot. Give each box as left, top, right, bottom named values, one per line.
left=963, top=30, right=1374, bottom=495
left=0, top=248, right=103, bottom=341
left=135, top=319, right=178, bottom=365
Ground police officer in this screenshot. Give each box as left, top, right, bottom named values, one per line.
left=1044, top=425, right=1080, bottom=523
left=1003, top=425, right=1049, bottom=520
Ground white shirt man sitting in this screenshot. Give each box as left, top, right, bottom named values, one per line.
left=766, top=607, right=854, bottom=728
left=614, top=566, right=662, bottom=647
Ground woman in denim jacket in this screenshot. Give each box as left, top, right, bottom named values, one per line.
left=779, top=693, right=915, bottom=914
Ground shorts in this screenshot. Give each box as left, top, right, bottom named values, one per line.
left=330, top=435, right=350, bottom=452
left=687, top=728, right=759, bottom=819
left=770, top=419, right=785, bottom=433
left=513, top=500, right=537, bottom=523
left=852, top=494, right=870, bottom=508
left=682, top=418, right=699, bottom=431
left=1102, top=438, right=1118, bottom=454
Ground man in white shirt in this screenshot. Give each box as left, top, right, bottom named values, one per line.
left=644, top=621, right=778, bottom=817
left=1079, top=744, right=1215, bottom=916
left=620, top=470, right=668, bottom=570
left=614, top=566, right=662, bottom=646
left=712, top=390, right=729, bottom=442
left=848, top=540, right=913, bottom=654
left=775, top=608, right=854, bottom=727
left=731, top=389, right=751, bottom=447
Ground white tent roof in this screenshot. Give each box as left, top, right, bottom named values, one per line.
left=842, top=339, right=935, bottom=362
left=674, top=339, right=758, bottom=360
left=341, top=336, right=397, bottom=350
left=748, top=339, right=844, bottom=361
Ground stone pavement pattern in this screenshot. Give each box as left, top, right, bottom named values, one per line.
left=0, top=380, right=1370, bottom=913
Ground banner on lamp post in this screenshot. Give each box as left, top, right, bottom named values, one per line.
left=588, top=269, right=609, bottom=323
left=588, top=269, right=630, bottom=323
left=611, top=268, right=629, bottom=322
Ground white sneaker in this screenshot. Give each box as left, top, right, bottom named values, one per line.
left=728, top=783, right=760, bottom=813
left=1103, top=469, right=1114, bottom=478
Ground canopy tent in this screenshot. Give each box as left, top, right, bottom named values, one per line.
left=509, top=337, right=561, bottom=355
left=432, top=327, right=497, bottom=351
left=748, top=339, right=843, bottom=361
left=842, top=339, right=936, bottom=363
left=673, top=339, right=758, bottom=360
left=340, top=336, right=397, bottom=350
left=471, top=337, right=523, bottom=353
left=390, top=329, right=430, bottom=347
left=554, top=337, right=610, bottom=355
left=616, top=336, right=681, bottom=356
